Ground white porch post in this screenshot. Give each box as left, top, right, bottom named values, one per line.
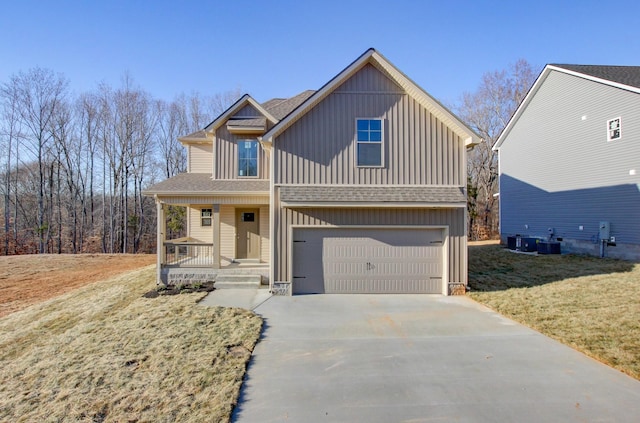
left=156, top=198, right=166, bottom=284
left=212, top=204, right=221, bottom=269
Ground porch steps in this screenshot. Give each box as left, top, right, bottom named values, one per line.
left=214, top=274, right=262, bottom=289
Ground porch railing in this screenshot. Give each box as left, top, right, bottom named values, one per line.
left=163, top=242, right=214, bottom=267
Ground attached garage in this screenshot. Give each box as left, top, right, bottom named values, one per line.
left=291, top=226, right=447, bottom=294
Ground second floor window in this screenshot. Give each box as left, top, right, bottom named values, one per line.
left=356, top=118, right=383, bottom=167
left=238, top=140, right=258, bottom=177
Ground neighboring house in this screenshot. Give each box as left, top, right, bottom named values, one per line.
left=494, top=64, right=640, bottom=260
left=144, top=48, right=481, bottom=295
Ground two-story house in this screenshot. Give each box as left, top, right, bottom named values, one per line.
left=144, top=49, right=480, bottom=295
left=493, top=64, right=640, bottom=260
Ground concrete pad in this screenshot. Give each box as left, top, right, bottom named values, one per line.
left=198, top=288, right=271, bottom=311
left=233, top=294, right=640, bottom=422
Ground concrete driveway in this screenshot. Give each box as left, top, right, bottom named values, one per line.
left=232, top=294, right=640, bottom=422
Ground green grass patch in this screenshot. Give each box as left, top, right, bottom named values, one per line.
left=0, top=266, right=263, bottom=422
left=468, top=244, right=640, bottom=380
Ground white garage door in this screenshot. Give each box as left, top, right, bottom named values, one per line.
left=292, top=227, right=444, bottom=294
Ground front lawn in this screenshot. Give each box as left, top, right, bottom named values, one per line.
left=0, top=265, right=262, bottom=423
left=468, top=243, right=639, bottom=380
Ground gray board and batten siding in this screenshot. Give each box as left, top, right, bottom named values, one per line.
left=273, top=64, right=466, bottom=186
left=214, top=104, right=271, bottom=180
left=272, top=63, right=469, bottom=291
left=498, top=69, right=640, bottom=258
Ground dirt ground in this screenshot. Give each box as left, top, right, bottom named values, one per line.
left=0, top=254, right=155, bottom=318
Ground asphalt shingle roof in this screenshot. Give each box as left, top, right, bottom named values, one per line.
left=144, top=173, right=269, bottom=194
left=263, top=90, right=315, bottom=120
left=552, top=64, right=640, bottom=89
left=279, top=185, right=466, bottom=205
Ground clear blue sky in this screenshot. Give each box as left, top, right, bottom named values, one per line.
left=2, top=0, right=639, bottom=107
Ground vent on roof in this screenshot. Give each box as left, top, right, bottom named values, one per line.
left=607, top=117, right=621, bottom=142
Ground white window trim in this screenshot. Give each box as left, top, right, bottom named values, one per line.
left=355, top=117, right=384, bottom=168
left=238, top=139, right=260, bottom=178
left=607, top=117, right=622, bottom=142
left=201, top=208, right=212, bottom=227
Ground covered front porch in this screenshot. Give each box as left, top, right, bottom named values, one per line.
left=143, top=175, right=271, bottom=286
left=155, top=202, right=270, bottom=286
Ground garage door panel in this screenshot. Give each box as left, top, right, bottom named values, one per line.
left=327, top=278, right=442, bottom=294
left=292, top=227, right=445, bottom=294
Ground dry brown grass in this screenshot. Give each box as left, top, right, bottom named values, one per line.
left=468, top=244, right=640, bottom=380
left=0, top=265, right=263, bottom=423
left=0, top=254, right=155, bottom=317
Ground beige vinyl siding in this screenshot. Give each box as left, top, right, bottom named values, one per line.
left=273, top=197, right=466, bottom=286
left=274, top=64, right=464, bottom=186
left=259, top=205, right=270, bottom=263
left=220, top=205, right=235, bottom=266
left=188, top=144, right=213, bottom=173
left=215, top=125, right=269, bottom=180
left=188, top=207, right=214, bottom=243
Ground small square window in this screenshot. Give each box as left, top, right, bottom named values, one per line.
left=607, top=117, right=621, bottom=142
left=201, top=209, right=212, bottom=227
left=241, top=212, right=255, bottom=222
left=356, top=118, right=383, bottom=167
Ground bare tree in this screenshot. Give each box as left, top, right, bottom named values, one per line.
left=0, top=77, right=23, bottom=254
left=0, top=66, right=241, bottom=255
left=11, top=68, right=68, bottom=252
left=456, top=59, right=538, bottom=240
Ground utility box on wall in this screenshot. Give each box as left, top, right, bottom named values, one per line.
left=599, top=221, right=610, bottom=240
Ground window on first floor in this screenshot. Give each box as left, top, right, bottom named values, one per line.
left=238, top=140, right=258, bottom=177
left=356, top=118, right=383, bottom=167
left=201, top=208, right=212, bottom=226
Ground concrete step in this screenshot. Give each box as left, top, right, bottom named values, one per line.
left=214, top=274, right=262, bottom=289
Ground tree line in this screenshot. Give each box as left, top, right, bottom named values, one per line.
left=0, top=67, right=238, bottom=254
left=0, top=61, right=537, bottom=255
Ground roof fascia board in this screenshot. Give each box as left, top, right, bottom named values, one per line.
left=549, top=65, right=640, bottom=95
left=205, top=95, right=278, bottom=133
left=261, top=48, right=482, bottom=146
left=281, top=201, right=465, bottom=208
left=368, top=51, right=481, bottom=146
left=260, top=48, right=376, bottom=144
left=142, top=190, right=270, bottom=196
left=178, top=136, right=212, bottom=144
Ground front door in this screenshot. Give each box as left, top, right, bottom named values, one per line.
left=236, top=209, right=260, bottom=259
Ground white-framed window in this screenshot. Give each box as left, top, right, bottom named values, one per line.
left=238, top=140, right=259, bottom=177
left=607, top=117, right=621, bottom=142
left=201, top=208, right=212, bottom=227
left=356, top=118, right=383, bottom=167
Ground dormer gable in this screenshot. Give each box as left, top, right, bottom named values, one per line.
left=205, top=94, right=277, bottom=137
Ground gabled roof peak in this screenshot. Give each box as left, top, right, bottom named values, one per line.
left=260, top=48, right=481, bottom=146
